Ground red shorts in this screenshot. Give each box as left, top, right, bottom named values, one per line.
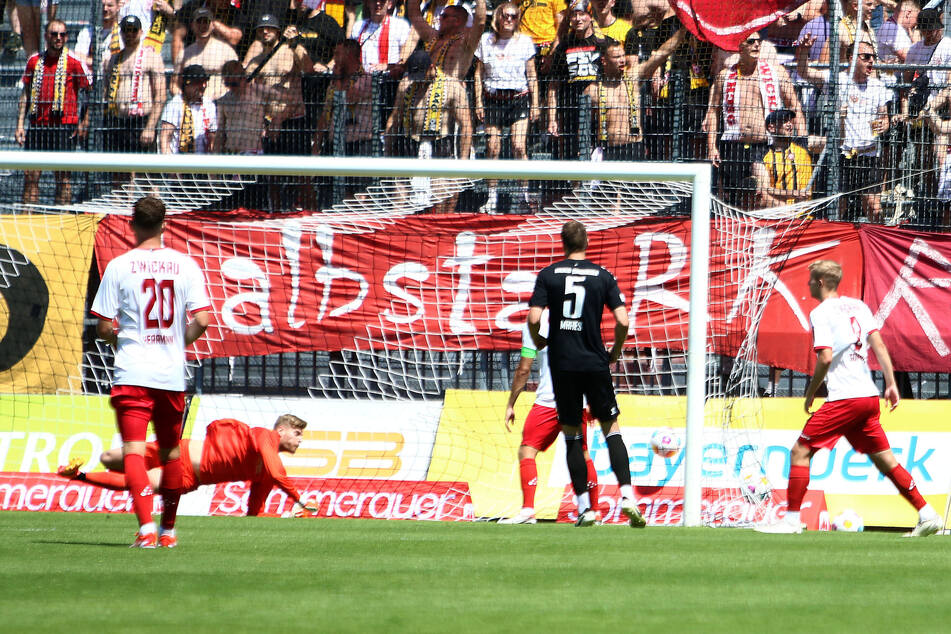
left=800, top=396, right=890, bottom=455
left=110, top=384, right=185, bottom=448
left=144, top=440, right=199, bottom=493
left=521, top=403, right=590, bottom=452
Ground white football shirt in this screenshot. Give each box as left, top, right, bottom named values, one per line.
left=522, top=311, right=555, bottom=408
left=91, top=247, right=211, bottom=392
left=809, top=295, right=880, bottom=401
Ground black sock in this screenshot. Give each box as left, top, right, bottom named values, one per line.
left=606, top=432, right=632, bottom=487
left=564, top=434, right=588, bottom=495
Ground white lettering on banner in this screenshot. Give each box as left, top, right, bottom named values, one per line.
left=382, top=262, right=430, bottom=324
left=314, top=224, right=369, bottom=320
left=725, top=228, right=838, bottom=329
left=58, top=433, right=102, bottom=471
left=0, top=479, right=136, bottom=513
left=220, top=257, right=274, bottom=335
left=281, top=222, right=306, bottom=329
left=494, top=270, right=536, bottom=331
left=20, top=432, right=56, bottom=472
left=443, top=232, right=493, bottom=334
left=0, top=432, right=26, bottom=469
left=874, top=238, right=951, bottom=357
left=629, top=232, right=690, bottom=317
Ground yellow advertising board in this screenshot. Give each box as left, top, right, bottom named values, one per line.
left=0, top=214, right=98, bottom=393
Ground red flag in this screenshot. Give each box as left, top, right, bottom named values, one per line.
left=670, top=0, right=811, bottom=51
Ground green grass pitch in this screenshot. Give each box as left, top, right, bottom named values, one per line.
left=3, top=511, right=951, bottom=633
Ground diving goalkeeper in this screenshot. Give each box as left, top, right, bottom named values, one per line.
left=57, top=415, right=316, bottom=517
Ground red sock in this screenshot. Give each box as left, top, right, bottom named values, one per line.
left=519, top=458, right=537, bottom=509
left=886, top=465, right=927, bottom=510
left=585, top=457, right=599, bottom=512
left=83, top=471, right=128, bottom=491
left=786, top=464, right=810, bottom=512
left=160, top=456, right=184, bottom=530
left=123, top=453, right=153, bottom=528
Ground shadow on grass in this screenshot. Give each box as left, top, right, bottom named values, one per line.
left=33, top=540, right=131, bottom=548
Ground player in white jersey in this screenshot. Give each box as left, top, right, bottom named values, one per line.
left=499, top=310, right=599, bottom=524
left=758, top=260, right=941, bottom=537
left=90, top=196, right=212, bottom=548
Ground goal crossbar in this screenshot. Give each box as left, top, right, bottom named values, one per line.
left=0, top=150, right=711, bottom=527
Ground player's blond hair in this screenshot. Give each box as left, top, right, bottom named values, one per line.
left=808, top=259, right=842, bottom=289
left=274, top=414, right=307, bottom=431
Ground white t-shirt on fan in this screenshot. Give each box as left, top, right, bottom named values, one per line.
left=475, top=31, right=535, bottom=92
left=809, top=295, right=881, bottom=402
left=91, top=247, right=211, bottom=392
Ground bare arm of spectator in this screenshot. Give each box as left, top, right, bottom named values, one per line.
left=169, top=60, right=182, bottom=96
left=635, top=26, right=686, bottom=79
left=384, top=80, right=409, bottom=154
left=407, top=0, right=438, bottom=43
left=454, top=80, right=472, bottom=159
left=243, top=39, right=264, bottom=66
left=776, top=64, right=807, bottom=137
left=473, top=58, right=485, bottom=124
left=213, top=19, right=242, bottom=48
left=796, top=33, right=826, bottom=86
left=216, top=105, right=228, bottom=153
left=923, top=91, right=951, bottom=134
left=159, top=121, right=175, bottom=153
left=206, top=128, right=217, bottom=154
left=144, top=56, right=167, bottom=147
left=703, top=70, right=724, bottom=166
left=287, top=26, right=315, bottom=74
left=465, top=0, right=487, bottom=52
left=547, top=79, right=559, bottom=136
left=15, top=86, right=28, bottom=146
left=527, top=56, right=540, bottom=122
left=171, top=22, right=187, bottom=66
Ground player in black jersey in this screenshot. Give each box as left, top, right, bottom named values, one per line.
left=527, top=220, right=646, bottom=528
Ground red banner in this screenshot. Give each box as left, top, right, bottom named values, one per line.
left=209, top=477, right=474, bottom=521
left=93, top=213, right=949, bottom=374
left=0, top=472, right=140, bottom=513
left=556, top=484, right=829, bottom=530
left=671, top=0, right=810, bottom=52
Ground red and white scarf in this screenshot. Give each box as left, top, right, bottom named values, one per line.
left=721, top=60, right=781, bottom=141
left=358, top=16, right=391, bottom=66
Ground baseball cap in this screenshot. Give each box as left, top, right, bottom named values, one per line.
left=119, top=15, right=142, bottom=30
left=256, top=13, right=280, bottom=30
left=406, top=49, right=432, bottom=81
left=765, top=108, right=795, bottom=128
left=568, top=0, right=589, bottom=13
left=193, top=7, right=213, bottom=21
left=916, top=8, right=943, bottom=30
left=182, top=64, right=209, bottom=83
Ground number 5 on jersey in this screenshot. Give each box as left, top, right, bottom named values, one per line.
left=563, top=275, right=586, bottom=319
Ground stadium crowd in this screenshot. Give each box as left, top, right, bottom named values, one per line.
left=8, top=0, right=951, bottom=226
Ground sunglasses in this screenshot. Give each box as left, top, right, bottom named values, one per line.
left=501, top=12, right=518, bottom=18
left=743, top=38, right=762, bottom=45
left=48, top=31, right=68, bottom=38
left=857, top=52, right=876, bottom=60
left=121, top=27, right=140, bottom=33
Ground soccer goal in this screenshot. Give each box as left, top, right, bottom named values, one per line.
left=0, top=150, right=820, bottom=526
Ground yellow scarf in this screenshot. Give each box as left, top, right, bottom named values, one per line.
left=144, top=13, right=167, bottom=53
left=598, top=77, right=640, bottom=143
left=180, top=101, right=195, bottom=153
left=425, top=32, right=463, bottom=70
left=404, top=69, right=447, bottom=139
left=109, top=22, right=120, bottom=55
left=31, top=49, right=69, bottom=118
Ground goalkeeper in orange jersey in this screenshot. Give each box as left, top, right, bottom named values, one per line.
left=57, top=414, right=317, bottom=517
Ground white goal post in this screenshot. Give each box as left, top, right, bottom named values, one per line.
left=0, top=150, right=714, bottom=526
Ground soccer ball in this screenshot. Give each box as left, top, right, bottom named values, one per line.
left=740, top=471, right=771, bottom=504
left=649, top=427, right=682, bottom=458
left=832, top=509, right=864, bottom=532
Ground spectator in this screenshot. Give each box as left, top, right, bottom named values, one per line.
left=385, top=49, right=472, bottom=212
left=877, top=0, right=919, bottom=63
left=920, top=90, right=951, bottom=227
left=315, top=39, right=375, bottom=157
left=547, top=0, right=612, bottom=162
left=473, top=1, right=538, bottom=212
left=160, top=63, right=217, bottom=154
left=905, top=9, right=951, bottom=89
left=75, top=0, right=120, bottom=70
left=246, top=15, right=315, bottom=210
left=3, top=0, right=23, bottom=56
left=16, top=0, right=56, bottom=58
left=752, top=108, right=813, bottom=208
left=102, top=15, right=166, bottom=186
left=798, top=37, right=892, bottom=221
left=518, top=0, right=565, bottom=61
left=15, top=20, right=91, bottom=205
left=174, top=7, right=239, bottom=101
left=406, top=0, right=485, bottom=80
left=590, top=0, right=630, bottom=44
left=286, top=0, right=346, bottom=73
left=800, top=0, right=877, bottom=64
left=351, top=0, right=413, bottom=74
left=763, top=0, right=824, bottom=62
left=705, top=31, right=805, bottom=208
left=172, top=0, right=245, bottom=66
left=583, top=32, right=685, bottom=161
left=118, top=0, right=176, bottom=52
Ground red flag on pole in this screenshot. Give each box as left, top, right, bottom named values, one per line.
left=670, top=0, right=812, bottom=51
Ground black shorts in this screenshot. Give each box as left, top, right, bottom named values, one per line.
left=265, top=116, right=311, bottom=156
left=602, top=141, right=645, bottom=161
left=25, top=125, right=77, bottom=152
left=840, top=154, right=882, bottom=193
left=484, top=92, right=530, bottom=129
left=551, top=369, right=620, bottom=427
left=102, top=115, right=149, bottom=153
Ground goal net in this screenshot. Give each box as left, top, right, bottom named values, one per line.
left=0, top=151, right=827, bottom=526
